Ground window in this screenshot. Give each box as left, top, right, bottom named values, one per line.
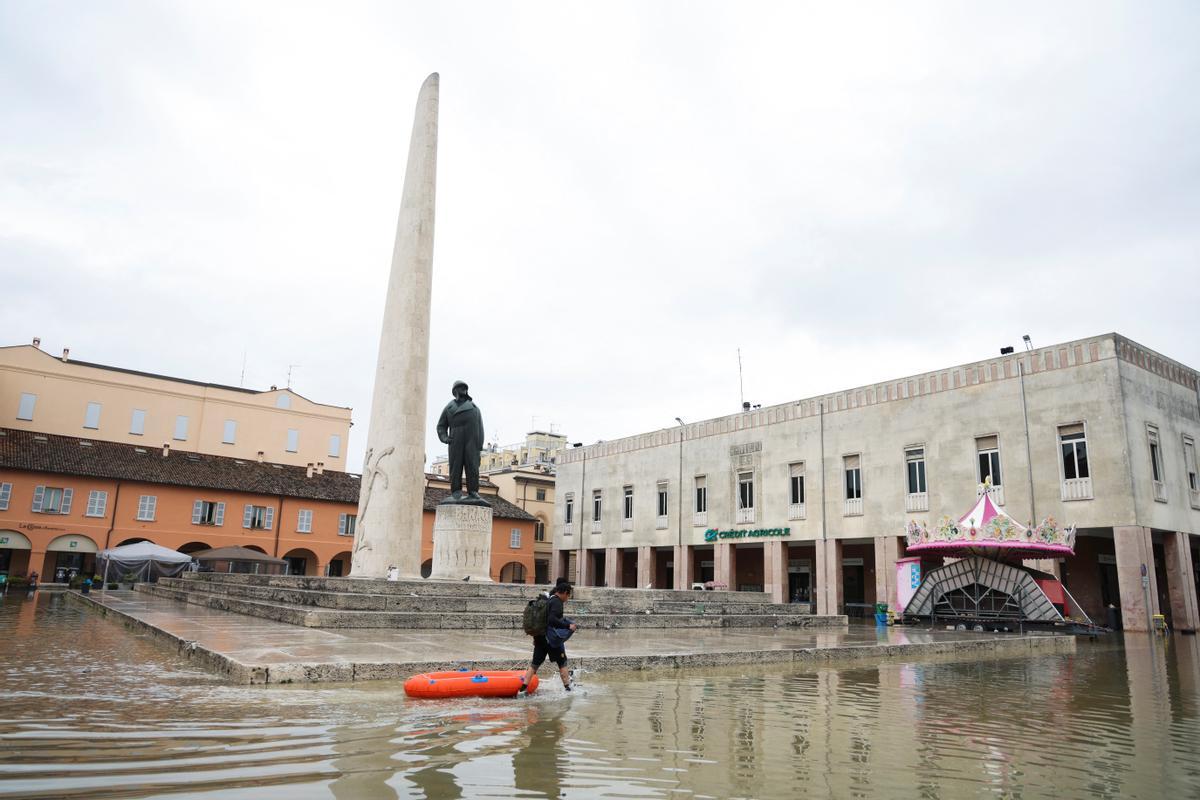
left=130, top=409, right=146, bottom=435
left=1185, top=436, right=1199, bottom=508
left=789, top=463, right=806, bottom=520
left=536, top=488, right=547, bottom=502
left=17, top=393, right=36, bottom=421
left=737, top=471, right=755, bottom=523
left=222, top=420, right=237, bottom=444
left=0, top=482, right=10, bottom=511
left=33, top=486, right=72, bottom=515
left=976, top=436, right=1002, bottom=487
left=844, top=455, right=863, bottom=516
left=1148, top=425, right=1166, bottom=502
left=534, top=520, right=546, bottom=541
left=276, top=394, right=291, bottom=409
left=564, top=493, right=574, bottom=532
left=297, top=509, right=313, bottom=533
left=622, top=486, right=634, bottom=531
left=592, top=489, right=603, bottom=533
left=191, top=500, right=225, bottom=526
left=510, top=528, right=521, bottom=548
left=844, top=455, right=862, bottom=500
left=694, top=475, right=707, bottom=525
left=906, top=448, right=926, bottom=494
left=243, top=504, right=273, bottom=530
left=656, top=481, right=669, bottom=529
left=174, top=415, right=189, bottom=441
left=286, top=429, right=299, bottom=453
left=329, top=435, right=341, bottom=458
left=338, top=513, right=356, bottom=536
left=85, top=490, right=108, bottom=518
left=136, top=495, right=157, bottom=521
left=1058, top=423, right=1093, bottom=501
left=84, top=402, right=101, bottom=429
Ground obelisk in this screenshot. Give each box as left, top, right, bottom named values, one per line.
left=350, top=73, right=439, bottom=579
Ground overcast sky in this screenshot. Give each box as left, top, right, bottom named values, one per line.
left=3, top=2, right=1198, bottom=471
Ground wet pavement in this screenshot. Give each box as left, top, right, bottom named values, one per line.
left=74, top=590, right=1072, bottom=684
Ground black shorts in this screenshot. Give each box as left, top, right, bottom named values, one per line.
left=531, top=635, right=566, bottom=668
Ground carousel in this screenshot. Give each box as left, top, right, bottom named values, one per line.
left=900, top=480, right=1099, bottom=630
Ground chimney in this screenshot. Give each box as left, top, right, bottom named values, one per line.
left=316, top=461, right=325, bottom=475
left=61, top=347, right=70, bottom=362
left=257, top=450, right=265, bottom=463
left=270, top=385, right=277, bottom=391
left=162, top=443, right=170, bottom=458
left=306, top=463, right=314, bottom=478
left=32, top=337, right=40, bottom=348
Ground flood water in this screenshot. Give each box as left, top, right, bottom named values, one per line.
left=2, top=593, right=1198, bottom=799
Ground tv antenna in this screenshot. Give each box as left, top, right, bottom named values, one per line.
left=737, top=347, right=745, bottom=408
left=287, top=364, right=300, bottom=389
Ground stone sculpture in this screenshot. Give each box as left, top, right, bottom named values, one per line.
left=436, top=380, right=487, bottom=505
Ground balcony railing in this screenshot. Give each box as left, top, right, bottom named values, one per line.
left=1061, top=477, right=1093, bottom=501
left=563, top=522, right=573, bottom=536
left=621, top=518, right=633, bottom=532
left=736, top=507, right=755, bottom=524
left=1191, top=488, right=1200, bottom=510
left=844, top=497, right=863, bottom=517
left=656, top=515, right=668, bottom=530
left=788, top=502, right=806, bottom=520
left=1153, top=481, right=1168, bottom=503
left=905, top=492, right=928, bottom=513
left=591, top=519, right=602, bottom=534
left=693, top=511, right=707, bottom=527
left=977, top=484, right=1006, bottom=506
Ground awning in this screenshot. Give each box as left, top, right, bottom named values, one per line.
left=0, top=530, right=32, bottom=550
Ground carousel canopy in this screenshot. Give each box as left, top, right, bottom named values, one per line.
left=904, top=485, right=1075, bottom=560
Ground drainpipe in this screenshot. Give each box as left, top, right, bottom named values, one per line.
left=273, top=494, right=285, bottom=559
left=1018, top=360, right=1036, bottom=527
left=819, top=400, right=827, bottom=614
left=579, top=450, right=587, bottom=585
left=103, top=481, right=122, bottom=549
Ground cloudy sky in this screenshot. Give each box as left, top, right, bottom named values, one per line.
left=3, top=1, right=1198, bottom=470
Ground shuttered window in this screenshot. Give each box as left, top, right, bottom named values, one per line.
left=130, top=409, right=147, bottom=435
left=84, top=402, right=101, bottom=429
left=286, top=429, right=299, bottom=453
left=86, top=490, right=108, bottom=517
left=136, top=495, right=157, bottom=521
left=174, top=415, right=189, bottom=441
left=297, top=509, right=313, bottom=533
left=0, top=482, right=10, bottom=511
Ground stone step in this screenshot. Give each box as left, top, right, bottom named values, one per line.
left=173, top=572, right=775, bottom=605
left=139, top=583, right=844, bottom=630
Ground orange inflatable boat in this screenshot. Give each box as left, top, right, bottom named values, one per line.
left=404, top=670, right=538, bottom=699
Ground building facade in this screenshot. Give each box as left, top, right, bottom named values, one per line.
left=0, top=428, right=536, bottom=584
left=432, top=430, right=566, bottom=476
left=484, top=466, right=556, bottom=584
left=1, top=342, right=353, bottom=470
left=553, top=333, right=1200, bottom=632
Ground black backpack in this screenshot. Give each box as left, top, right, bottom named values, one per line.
left=523, top=594, right=549, bottom=636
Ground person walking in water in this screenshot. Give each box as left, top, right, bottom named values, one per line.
left=521, top=579, right=577, bottom=693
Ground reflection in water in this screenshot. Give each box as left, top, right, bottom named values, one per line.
left=3, top=594, right=1200, bottom=798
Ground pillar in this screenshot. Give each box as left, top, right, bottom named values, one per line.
left=30, top=550, right=47, bottom=581
left=1114, top=525, right=1161, bottom=632
left=350, top=74, right=440, bottom=580
left=673, top=544, right=693, bottom=590
left=552, top=548, right=570, bottom=583
left=576, top=546, right=592, bottom=586
left=604, top=547, right=621, bottom=587
left=714, top=543, right=736, bottom=590
left=816, top=538, right=844, bottom=615
left=1163, top=531, right=1200, bottom=633
left=636, top=546, right=652, bottom=589
left=764, top=540, right=787, bottom=604
left=874, top=536, right=904, bottom=613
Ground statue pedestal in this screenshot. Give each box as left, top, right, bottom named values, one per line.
left=429, top=503, right=494, bottom=582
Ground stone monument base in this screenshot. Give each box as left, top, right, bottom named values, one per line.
left=429, top=502, right=494, bottom=582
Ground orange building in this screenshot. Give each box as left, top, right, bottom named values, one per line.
left=0, top=428, right=535, bottom=584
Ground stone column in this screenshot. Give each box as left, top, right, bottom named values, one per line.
left=714, top=542, right=736, bottom=590
left=576, top=546, right=592, bottom=586
left=874, top=536, right=905, bottom=612
left=1163, top=531, right=1200, bottom=633
left=552, top=548, right=570, bottom=583
left=673, top=544, right=693, bottom=590
left=636, top=546, right=653, bottom=589
left=1114, top=525, right=1160, bottom=632
left=764, top=540, right=787, bottom=604
left=350, top=73, right=440, bottom=580
left=604, top=547, right=620, bottom=587
left=816, top=538, right=844, bottom=615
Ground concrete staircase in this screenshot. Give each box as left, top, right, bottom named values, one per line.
left=139, top=573, right=846, bottom=630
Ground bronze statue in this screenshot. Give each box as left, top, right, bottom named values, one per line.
left=436, top=379, right=487, bottom=504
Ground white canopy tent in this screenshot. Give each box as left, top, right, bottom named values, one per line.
left=96, top=541, right=192, bottom=587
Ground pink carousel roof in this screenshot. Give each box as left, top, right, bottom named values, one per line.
left=904, top=485, right=1075, bottom=561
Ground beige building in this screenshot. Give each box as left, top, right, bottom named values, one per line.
left=0, top=341, right=353, bottom=471
left=432, top=430, right=567, bottom=475
left=485, top=466, right=556, bottom=584
left=553, top=333, right=1200, bottom=632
